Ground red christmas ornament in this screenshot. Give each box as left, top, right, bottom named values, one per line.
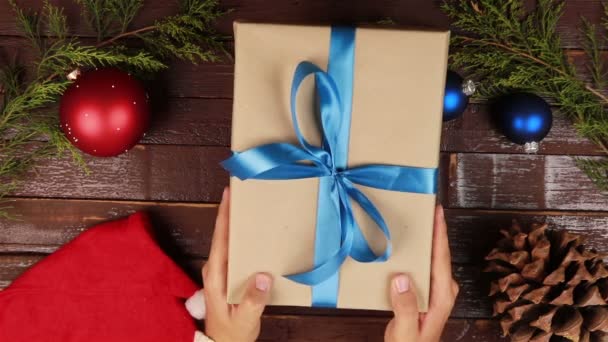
left=60, top=68, right=150, bottom=157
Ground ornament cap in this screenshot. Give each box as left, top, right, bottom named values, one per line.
left=462, top=79, right=477, bottom=96
left=67, top=68, right=81, bottom=81
left=524, top=141, right=539, bottom=153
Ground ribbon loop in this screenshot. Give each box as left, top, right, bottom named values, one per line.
left=222, top=26, right=438, bottom=308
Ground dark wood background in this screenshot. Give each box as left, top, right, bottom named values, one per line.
left=1, top=1, right=608, bottom=341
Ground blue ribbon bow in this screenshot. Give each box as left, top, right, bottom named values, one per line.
left=222, top=26, right=438, bottom=307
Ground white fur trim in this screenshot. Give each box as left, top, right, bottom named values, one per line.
left=194, top=331, right=214, bottom=342
left=185, top=289, right=206, bottom=320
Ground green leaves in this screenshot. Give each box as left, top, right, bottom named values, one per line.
left=442, top=0, right=608, bottom=192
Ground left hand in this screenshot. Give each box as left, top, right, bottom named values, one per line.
left=202, top=187, right=273, bottom=342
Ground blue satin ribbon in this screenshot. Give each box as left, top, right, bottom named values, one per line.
left=222, top=26, right=438, bottom=308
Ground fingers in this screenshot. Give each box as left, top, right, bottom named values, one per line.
left=421, top=205, right=458, bottom=339
left=234, top=273, right=273, bottom=325
left=431, top=205, right=452, bottom=284
left=205, top=187, right=231, bottom=294
left=387, top=274, right=419, bottom=341
left=429, top=205, right=457, bottom=307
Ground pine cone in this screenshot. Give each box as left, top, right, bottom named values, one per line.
left=484, top=221, right=608, bottom=342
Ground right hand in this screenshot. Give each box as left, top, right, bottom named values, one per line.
left=384, top=205, right=459, bottom=342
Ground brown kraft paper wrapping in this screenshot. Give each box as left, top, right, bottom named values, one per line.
left=227, top=22, right=450, bottom=311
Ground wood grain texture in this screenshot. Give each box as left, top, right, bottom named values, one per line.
left=0, top=249, right=502, bottom=339
left=3, top=201, right=608, bottom=319
left=0, top=255, right=505, bottom=342
left=258, top=316, right=506, bottom=342
left=2, top=32, right=607, bottom=101
left=3, top=198, right=608, bottom=264
left=1, top=40, right=602, bottom=156
left=0, top=253, right=490, bottom=318
left=116, top=97, right=608, bottom=156
left=1, top=1, right=607, bottom=340
left=10, top=148, right=606, bottom=211
left=448, top=153, right=608, bottom=211
left=0, top=254, right=40, bottom=289
left=11, top=144, right=230, bottom=202
left=142, top=98, right=604, bottom=154
left=0, top=0, right=602, bottom=50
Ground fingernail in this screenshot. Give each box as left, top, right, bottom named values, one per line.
left=255, top=273, right=271, bottom=292
left=394, top=275, right=410, bottom=294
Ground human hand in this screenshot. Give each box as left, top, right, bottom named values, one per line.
left=202, top=187, right=273, bottom=342
left=384, top=205, right=459, bottom=342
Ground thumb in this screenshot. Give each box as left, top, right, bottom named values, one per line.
left=386, top=274, right=420, bottom=341
left=234, top=273, right=273, bottom=323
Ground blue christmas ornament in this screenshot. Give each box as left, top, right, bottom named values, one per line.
left=443, top=70, right=475, bottom=121
left=493, top=93, right=553, bottom=153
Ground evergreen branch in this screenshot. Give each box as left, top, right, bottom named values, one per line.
left=576, top=158, right=608, bottom=191
left=43, top=0, right=68, bottom=40
left=581, top=18, right=606, bottom=89
left=1, top=0, right=226, bottom=216
left=39, top=43, right=165, bottom=74
left=10, top=0, right=42, bottom=53
left=95, top=25, right=156, bottom=48
left=457, top=35, right=608, bottom=104
left=443, top=0, right=608, bottom=192
left=75, top=0, right=113, bottom=41
left=0, top=64, right=23, bottom=106
left=106, top=0, right=143, bottom=33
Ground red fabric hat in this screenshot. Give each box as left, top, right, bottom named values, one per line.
left=0, top=212, right=202, bottom=342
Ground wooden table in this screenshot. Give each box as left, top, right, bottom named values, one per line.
left=1, top=1, right=607, bottom=341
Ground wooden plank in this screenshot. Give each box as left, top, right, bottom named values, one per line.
left=10, top=146, right=605, bottom=210
left=0, top=199, right=218, bottom=257
left=0, top=253, right=491, bottom=318
left=3, top=33, right=608, bottom=102
left=0, top=251, right=505, bottom=338
left=0, top=0, right=602, bottom=50
left=0, top=254, right=39, bottom=289
left=258, top=316, right=506, bottom=342
left=103, top=97, right=608, bottom=155
left=142, top=98, right=232, bottom=146
left=1, top=83, right=599, bottom=157
left=1, top=88, right=599, bottom=155
left=448, top=153, right=608, bottom=211
left=10, top=144, right=230, bottom=202
left=441, top=106, right=599, bottom=156
left=3, top=203, right=608, bottom=318
left=0, top=262, right=506, bottom=342
left=445, top=209, right=608, bottom=265
left=0, top=36, right=235, bottom=99
left=3, top=198, right=608, bottom=264
left=1, top=44, right=602, bottom=154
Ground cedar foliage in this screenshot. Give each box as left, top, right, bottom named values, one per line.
left=0, top=0, right=225, bottom=215
left=442, top=0, right=608, bottom=192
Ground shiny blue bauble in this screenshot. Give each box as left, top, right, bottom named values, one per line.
left=443, top=70, right=469, bottom=121
left=493, top=93, right=552, bottom=145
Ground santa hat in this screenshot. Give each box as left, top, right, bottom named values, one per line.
left=0, top=212, right=207, bottom=342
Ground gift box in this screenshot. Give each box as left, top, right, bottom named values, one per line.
left=224, top=22, right=449, bottom=311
